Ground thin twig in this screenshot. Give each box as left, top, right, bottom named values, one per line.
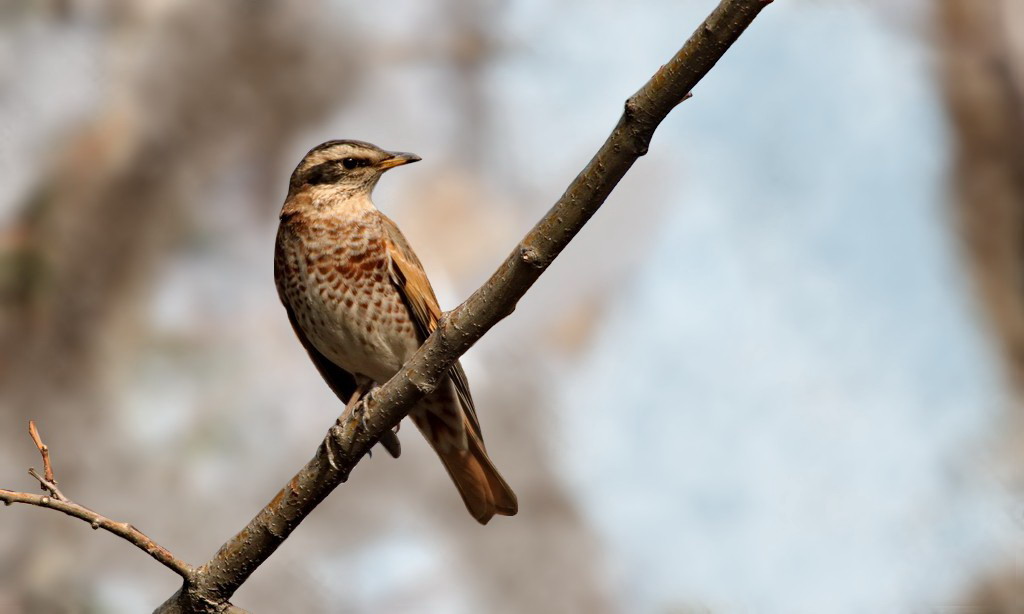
left=154, top=1, right=773, bottom=612
left=27, top=421, right=66, bottom=501
left=0, top=421, right=194, bottom=580
left=28, top=467, right=67, bottom=503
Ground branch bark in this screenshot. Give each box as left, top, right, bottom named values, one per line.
left=154, top=1, right=773, bottom=611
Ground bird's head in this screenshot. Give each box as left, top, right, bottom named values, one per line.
left=288, top=140, right=421, bottom=197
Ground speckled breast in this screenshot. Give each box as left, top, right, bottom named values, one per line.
left=275, top=212, right=419, bottom=382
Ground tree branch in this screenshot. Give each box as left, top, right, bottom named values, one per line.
left=155, top=1, right=773, bottom=611
left=0, top=422, right=194, bottom=580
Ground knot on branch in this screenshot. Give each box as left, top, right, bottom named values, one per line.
left=408, top=368, right=439, bottom=396
left=519, top=244, right=546, bottom=269
left=624, top=97, right=641, bottom=119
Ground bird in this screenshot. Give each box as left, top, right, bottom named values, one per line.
left=274, top=139, right=518, bottom=524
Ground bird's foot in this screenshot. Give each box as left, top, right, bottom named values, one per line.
left=324, top=424, right=345, bottom=471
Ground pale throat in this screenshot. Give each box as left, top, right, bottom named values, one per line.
left=309, top=185, right=379, bottom=217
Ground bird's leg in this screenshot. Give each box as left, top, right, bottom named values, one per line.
left=339, top=379, right=402, bottom=459
left=344, top=378, right=372, bottom=413
left=345, top=379, right=374, bottom=431
left=349, top=379, right=378, bottom=456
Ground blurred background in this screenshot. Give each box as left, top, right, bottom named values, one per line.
left=1, top=0, right=1022, bottom=612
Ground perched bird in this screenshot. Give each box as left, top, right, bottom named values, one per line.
left=274, top=139, right=518, bottom=524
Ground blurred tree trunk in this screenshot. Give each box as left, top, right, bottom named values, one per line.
left=939, top=0, right=1024, bottom=396
left=938, top=0, right=1024, bottom=610
left=1, top=0, right=358, bottom=412
left=0, top=1, right=358, bottom=611
left=443, top=0, right=499, bottom=170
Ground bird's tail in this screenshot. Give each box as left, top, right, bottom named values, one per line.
left=438, top=430, right=518, bottom=524
left=412, top=411, right=518, bottom=524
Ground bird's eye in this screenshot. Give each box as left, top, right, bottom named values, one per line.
left=342, top=158, right=359, bottom=170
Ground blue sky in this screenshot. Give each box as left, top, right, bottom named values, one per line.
left=551, top=2, right=1019, bottom=612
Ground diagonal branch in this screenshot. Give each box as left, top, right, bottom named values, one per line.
left=156, top=1, right=773, bottom=611
left=0, top=422, right=194, bottom=580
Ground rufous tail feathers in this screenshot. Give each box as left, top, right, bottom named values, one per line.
left=436, top=432, right=518, bottom=524
left=414, top=411, right=518, bottom=524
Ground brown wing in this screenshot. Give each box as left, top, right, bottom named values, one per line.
left=380, top=214, right=517, bottom=523
left=379, top=214, right=482, bottom=438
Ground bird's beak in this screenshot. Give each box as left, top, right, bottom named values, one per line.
left=378, top=152, right=422, bottom=170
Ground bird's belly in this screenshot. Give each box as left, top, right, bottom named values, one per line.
left=291, top=271, right=420, bottom=384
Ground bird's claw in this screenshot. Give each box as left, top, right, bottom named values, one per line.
left=324, top=425, right=344, bottom=471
